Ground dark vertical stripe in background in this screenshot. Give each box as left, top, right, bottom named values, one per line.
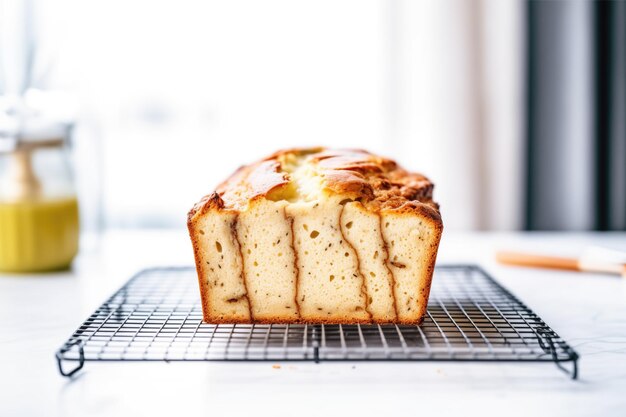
left=526, top=0, right=626, bottom=231
left=524, top=0, right=537, bottom=231
left=594, top=1, right=612, bottom=231
left=608, top=1, right=626, bottom=230
left=593, top=0, right=626, bottom=231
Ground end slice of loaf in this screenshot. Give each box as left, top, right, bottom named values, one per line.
left=188, top=148, right=443, bottom=324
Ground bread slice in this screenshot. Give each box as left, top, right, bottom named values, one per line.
left=188, top=148, right=442, bottom=324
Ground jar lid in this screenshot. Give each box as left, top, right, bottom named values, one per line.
left=0, top=93, right=74, bottom=153
left=0, top=115, right=70, bottom=153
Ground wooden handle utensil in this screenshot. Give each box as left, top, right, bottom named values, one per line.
left=496, top=247, right=626, bottom=277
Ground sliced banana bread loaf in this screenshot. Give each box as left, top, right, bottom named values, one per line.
left=187, top=148, right=442, bottom=324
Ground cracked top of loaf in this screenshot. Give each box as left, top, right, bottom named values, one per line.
left=189, top=147, right=439, bottom=218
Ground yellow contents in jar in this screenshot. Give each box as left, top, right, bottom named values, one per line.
left=0, top=197, right=79, bottom=272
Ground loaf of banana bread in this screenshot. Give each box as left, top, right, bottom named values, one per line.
left=187, top=148, right=442, bottom=324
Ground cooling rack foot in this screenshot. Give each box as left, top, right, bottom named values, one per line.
left=56, top=340, right=84, bottom=377
left=555, top=355, right=579, bottom=380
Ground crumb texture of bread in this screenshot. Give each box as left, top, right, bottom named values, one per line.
left=188, top=148, right=442, bottom=324
left=341, top=202, right=397, bottom=322
left=237, top=199, right=299, bottom=321
left=189, top=209, right=250, bottom=322
left=382, top=210, right=439, bottom=323
left=287, top=199, right=370, bottom=322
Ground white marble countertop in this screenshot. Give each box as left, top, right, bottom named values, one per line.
left=1, top=230, right=625, bottom=417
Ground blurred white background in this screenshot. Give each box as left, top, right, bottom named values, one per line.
left=0, top=0, right=527, bottom=231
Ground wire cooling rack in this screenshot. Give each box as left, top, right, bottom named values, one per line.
left=56, top=265, right=578, bottom=378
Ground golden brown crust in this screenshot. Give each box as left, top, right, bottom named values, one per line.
left=188, top=148, right=440, bottom=217
left=188, top=192, right=225, bottom=223
left=216, top=160, right=290, bottom=210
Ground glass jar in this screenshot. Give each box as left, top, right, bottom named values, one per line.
left=0, top=126, right=79, bottom=272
